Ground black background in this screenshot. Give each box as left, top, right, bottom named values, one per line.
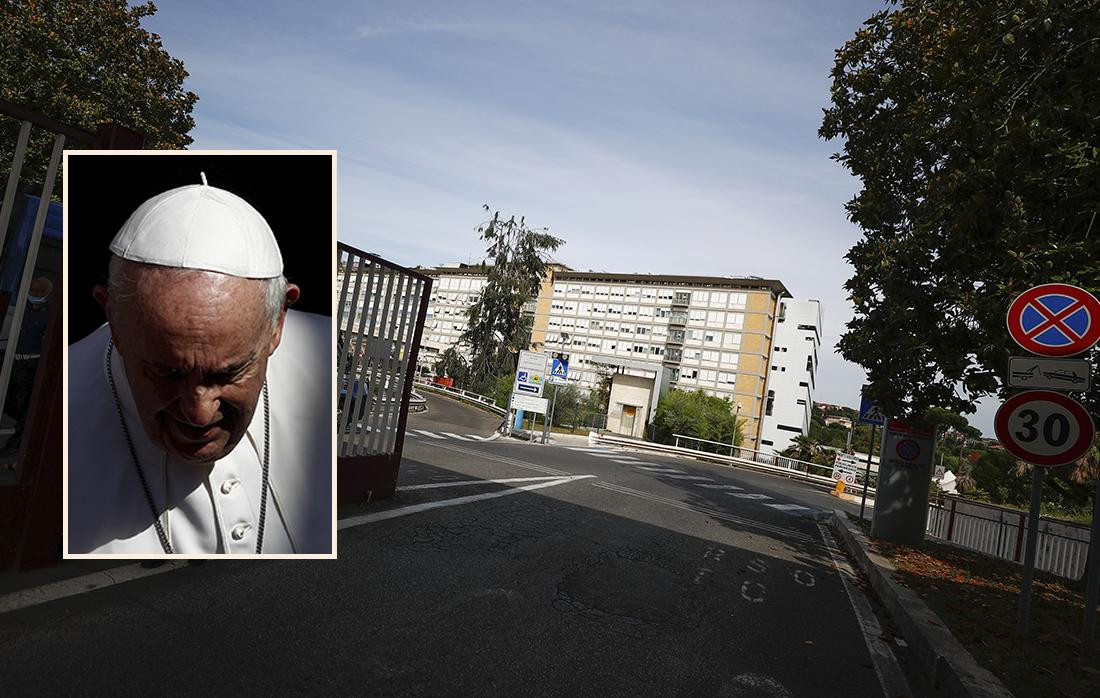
left=66, top=153, right=333, bottom=343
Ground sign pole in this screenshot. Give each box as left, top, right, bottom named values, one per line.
left=859, top=424, right=876, bottom=522
left=1016, top=465, right=1046, bottom=636
left=546, top=386, right=559, bottom=444
left=1082, top=474, right=1100, bottom=655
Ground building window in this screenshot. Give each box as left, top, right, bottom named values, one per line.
left=765, top=390, right=775, bottom=416
left=777, top=424, right=803, bottom=433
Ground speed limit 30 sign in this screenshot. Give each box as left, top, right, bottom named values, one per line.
left=994, top=390, right=1096, bottom=466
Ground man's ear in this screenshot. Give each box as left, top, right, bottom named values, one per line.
left=93, top=285, right=125, bottom=353
left=267, top=283, right=300, bottom=355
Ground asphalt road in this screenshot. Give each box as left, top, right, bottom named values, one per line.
left=0, top=393, right=910, bottom=696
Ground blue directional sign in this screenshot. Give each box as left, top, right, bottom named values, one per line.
left=858, top=386, right=885, bottom=426
left=517, top=371, right=529, bottom=383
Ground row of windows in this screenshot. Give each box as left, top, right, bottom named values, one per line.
left=429, top=292, right=479, bottom=304
left=545, top=335, right=666, bottom=356
left=677, top=369, right=738, bottom=385
left=548, top=303, right=746, bottom=328
left=552, top=285, right=749, bottom=309
left=548, top=323, right=744, bottom=348
left=435, top=277, right=488, bottom=291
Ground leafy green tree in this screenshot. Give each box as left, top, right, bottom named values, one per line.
left=0, top=1, right=197, bottom=182
left=432, top=347, right=469, bottom=387
left=489, top=372, right=514, bottom=410
left=548, top=383, right=584, bottom=428
left=820, top=0, right=1100, bottom=426
left=652, top=389, right=743, bottom=449
left=460, top=206, right=563, bottom=386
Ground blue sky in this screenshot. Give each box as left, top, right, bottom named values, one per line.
left=145, top=1, right=999, bottom=435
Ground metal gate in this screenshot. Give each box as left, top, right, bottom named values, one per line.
left=337, top=242, right=431, bottom=502
left=0, top=98, right=142, bottom=572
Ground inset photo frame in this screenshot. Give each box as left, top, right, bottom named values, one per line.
left=63, top=151, right=336, bottom=559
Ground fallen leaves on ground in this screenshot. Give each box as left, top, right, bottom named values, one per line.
left=859, top=523, right=1100, bottom=698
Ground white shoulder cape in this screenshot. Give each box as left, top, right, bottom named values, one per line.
left=67, top=309, right=332, bottom=555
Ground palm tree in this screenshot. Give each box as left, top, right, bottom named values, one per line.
left=781, top=435, right=821, bottom=462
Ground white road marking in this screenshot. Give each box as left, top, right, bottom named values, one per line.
left=741, top=580, right=766, bottom=603
left=429, top=441, right=570, bottom=476
left=0, top=562, right=185, bottom=615
left=401, top=476, right=570, bottom=491
left=338, top=475, right=596, bottom=529
left=696, top=484, right=743, bottom=490
left=694, top=546, right=718, bottom=584
left=817, top=523, right=912, bottom=697
left=729, top=674, right=793, bottom=698
left=591, top=482, right=818, bottom=545
left=747, top=558, right=767, bottom=574
left=465, top=434, right=487, bottom=440
left=565, top=447, right=614, bottom=453
left=660, top=474, right=714, bottom=481
left=585, top=452, right=625, bottom=458
left=611, top=458, right=643, bottom=464
left=441, top=432, right=473, bottom=441
left=636, top=465, right=685, bottom=474
left=729, top=493, right=772, bottom=500
left=766, top=503, right=813, bottom=513
left=793, top=569, right=816, bottom=587
left=411, top=430, right=446, bottom=439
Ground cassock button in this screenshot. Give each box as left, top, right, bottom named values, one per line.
left=231, top=522, right=252, bottom=541
left=221, top=479, right=241, bottom=495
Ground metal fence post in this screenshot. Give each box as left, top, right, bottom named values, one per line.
left=946, top=498, right=957, bottom=542
left=1014, top=512, right=1027, bottom=563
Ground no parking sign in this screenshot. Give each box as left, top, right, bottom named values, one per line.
left=881, top=420, right=934, bottom=471
left=1006, top=283, right=1100, bottom=357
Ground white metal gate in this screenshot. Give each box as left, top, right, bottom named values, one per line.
left=336, top=242, right=431, bottom=501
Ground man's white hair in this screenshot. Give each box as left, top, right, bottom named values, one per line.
left=107, top=255, right=288, bottom=331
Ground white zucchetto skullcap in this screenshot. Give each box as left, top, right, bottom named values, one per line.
left=109, top=179, right=283, bottom=279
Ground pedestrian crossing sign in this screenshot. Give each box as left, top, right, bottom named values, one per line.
left=858, top=387, right=885, bottom=426
left=549, top=357, right=569, bottom=384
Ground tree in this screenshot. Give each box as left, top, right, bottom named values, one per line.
left=432, top=347, right=468, bottom=387
left=820, top=1, right=1100, bottom=425
left=460, top=206, right=563, bottom=387
left=548, top=383, right=584, bottom=429
left=651, top=389, right=743, bottom=449
left=781, top=435, right=823, bottom=462
left=1, top=1, right=198, bottom=183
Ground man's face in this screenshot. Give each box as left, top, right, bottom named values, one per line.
left=97, top=263, right=288, bottom=464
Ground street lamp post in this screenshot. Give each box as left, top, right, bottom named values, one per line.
left=732, top=401, right=742, bottom=457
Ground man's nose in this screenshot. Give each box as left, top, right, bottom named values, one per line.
left=177, top=382, right=222, bottom=426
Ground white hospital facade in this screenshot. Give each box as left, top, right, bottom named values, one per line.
left=418, top=264, right=822, bottom=454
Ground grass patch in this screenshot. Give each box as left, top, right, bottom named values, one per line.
left=850, top=514, right=1100, bottom=696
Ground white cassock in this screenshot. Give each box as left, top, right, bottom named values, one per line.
left=67, top=309, right=332, bottom=555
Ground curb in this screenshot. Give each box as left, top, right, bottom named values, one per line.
left=830, top=510, right=1013, bottom=697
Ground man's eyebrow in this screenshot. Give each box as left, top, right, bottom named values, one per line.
left=211, top=352, right=258, bottom=376
left=149, top=352, right=257, bottom=376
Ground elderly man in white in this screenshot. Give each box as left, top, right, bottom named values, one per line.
left=68, top=178, right=332, bottom=555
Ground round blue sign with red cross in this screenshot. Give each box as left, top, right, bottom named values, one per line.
left=1006, top=284, right=1100, bottom=357
left=895, top=439, right=921, bottom=461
